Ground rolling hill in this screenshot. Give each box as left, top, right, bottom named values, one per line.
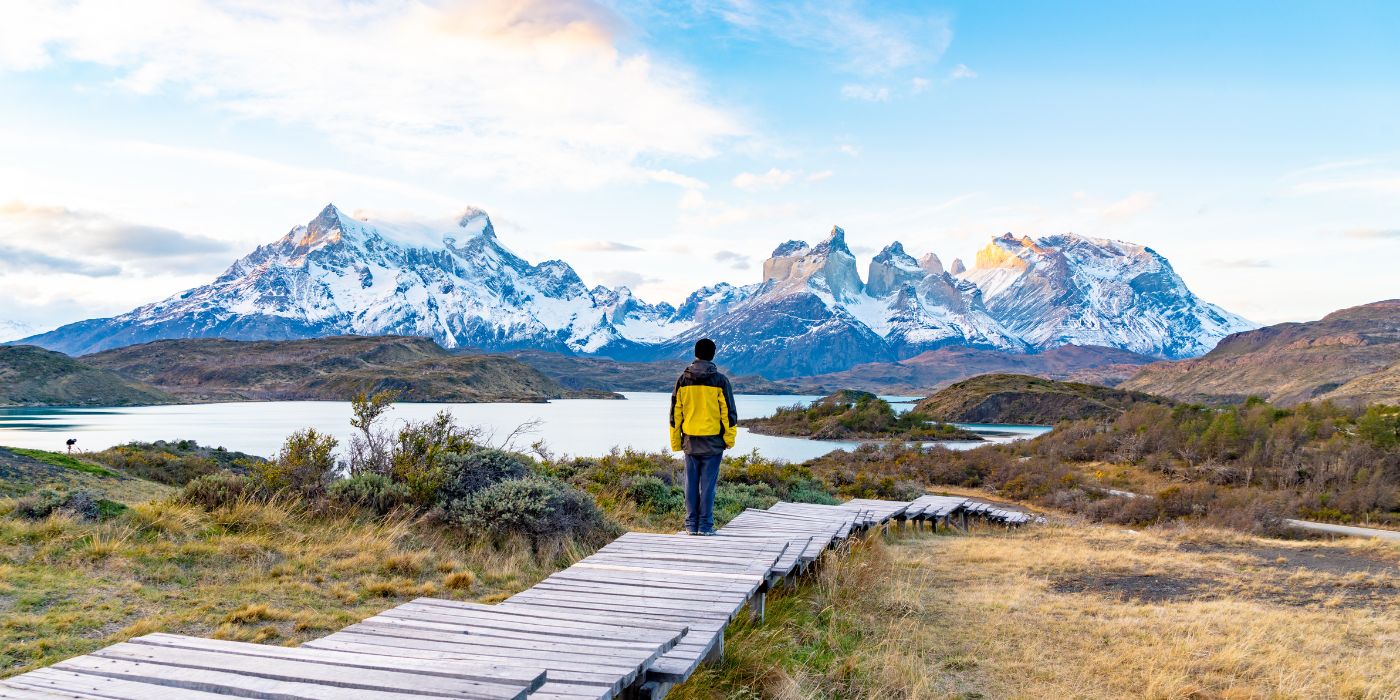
left=914, top=374, right=1171, bottom=424
left=1121, top=299, right=1400, bottom=406
left=83, top=336, right=616, bottom=403
left=0, top=345, right=174, bottom=407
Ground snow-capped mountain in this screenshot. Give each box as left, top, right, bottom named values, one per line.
left=21, top=204, right=690, bottom=356
left=19, top=204, right=1256, bottom=378
left=957, top=233, right=1255, bottom=358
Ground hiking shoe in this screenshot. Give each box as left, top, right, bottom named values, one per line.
left=679, top=530, right=698, bottom=536
left=697, top=529, right=716, bottom=536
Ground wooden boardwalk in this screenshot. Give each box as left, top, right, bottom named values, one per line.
left=0, top=495, right=1031, bottom=700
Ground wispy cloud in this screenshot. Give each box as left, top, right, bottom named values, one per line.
left=1075, top=191, right=1158, bottom=221
left=713, top=250, right=750, bottom=270
left=806, top=170, right=834, bottom=182
left=562, top=240, right=645, bottom=252
left=0, top=201, right=233, bottom=277
left=1292, top=177, right=1400, bottom=196
left=595, top=270, right=660, bottom=289
left=839, top=144, right=861, bottom=157
left=0, top=245, right=122, bottom=277
left=648, top=169, right=709, bottom=190
left=1205, top=258, right=1274, bottom=269
left=1344, top=227, right=1400, bottom=240
left=840, top=84, right=890, bottom=102
left=732, top=168, right=798, bottom=190
left=677, top=189, right=798, bottom=228
left=706, top=1, right=952, bottom=76
left=2, top=0, right=744, bottom=188
left=946, top=63, right=977, bottom=81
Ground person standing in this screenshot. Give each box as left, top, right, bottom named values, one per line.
left=669, top=338, right=737, bottom=535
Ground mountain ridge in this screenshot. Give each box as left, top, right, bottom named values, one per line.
left=1121, top=299, right=1400, bottom=406
left=18, top=203, right=1256, bottom=378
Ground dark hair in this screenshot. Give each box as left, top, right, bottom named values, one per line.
left=694, top=338, right=716, bottom=361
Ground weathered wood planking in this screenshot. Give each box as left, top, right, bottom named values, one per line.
left=3, top=635, right=543, bottom=699
left=0, top=494, right=1039, bottom=700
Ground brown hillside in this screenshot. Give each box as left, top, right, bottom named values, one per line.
left=803, top=345, right=1156, bottom=395
left=914, top=373, right=1169, bottom=424
left=1122, top=299, right=1400, bottom=406
left=84, top=336, right=614, bottom=403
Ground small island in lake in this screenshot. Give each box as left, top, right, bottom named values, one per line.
left=742, top=389, right=983, bottom=442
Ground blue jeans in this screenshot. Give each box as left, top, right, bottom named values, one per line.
left=684, top=452, right=722, bottom=533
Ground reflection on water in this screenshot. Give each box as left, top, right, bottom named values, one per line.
left=0, top=393, right=1051, bottom=462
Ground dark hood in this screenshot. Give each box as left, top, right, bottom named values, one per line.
left=684, top=359, right=718, bottom=380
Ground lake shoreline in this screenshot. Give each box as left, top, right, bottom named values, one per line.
left=0, top=393, right=1052, bottom=463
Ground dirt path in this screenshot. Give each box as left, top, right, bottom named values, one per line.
left=1288, top=518, right=1400, bottom=541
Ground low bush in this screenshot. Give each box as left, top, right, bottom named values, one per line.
left=12, top=490, right=64, bottom=520
left=390, top=411, right=478, bottom=505
left=9, top=490, right=115, bottom=521
left=449, top=476, right=619, bottom=546
left=250, top=429, right=338, bottom=496
left=435, top=448, right=531, bottom=509
left=89, top=440, right=261, bottom=486
left=181, top=472, right=256, bottom=510
left=329, top=473, right=412, bottom=515
left=627, top=475, right=684, bottom=515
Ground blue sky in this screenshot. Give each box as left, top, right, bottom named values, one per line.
left=0, top=0, right=1397, bottom=335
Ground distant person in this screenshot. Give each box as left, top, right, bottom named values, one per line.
left=669, top=338, right=737, bottom=535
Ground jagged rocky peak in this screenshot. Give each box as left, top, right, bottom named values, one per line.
left=456, top=206, right=494, bottom=237
left=918, top=252, right=944, bottom=275
left=762, top=225, right=863, bottom=300
left=949, top=257, right=966, bottom=275
left=867, top=241, right=923, bottom=297
left=289, top=203, right=349, bottom=249
left=762, top=240, right=811, bottom=282
left=973, top=233, right=1038, bottom=270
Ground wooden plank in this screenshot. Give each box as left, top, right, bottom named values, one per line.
left=583, top=552, right=776, bottom=575
left=51, top=656, right=515, bottom=700
left=530, top=580, right=748, bottom=605
left=347, top=615, right=669, bottom=653
left=543, top=569, right=756, bottom=594
left=508, top=589, right=743, bottom=617
left=4, top=670, right=241, bottom=699
left=128, top=634, right=546, bottom=690
left=505, top=591, right=739, bottom=623
left=299, top=638, right=621, bottom=691
left=80, top=644, right=530, bottom=700
left=571, top=562, right=764, bottom=584
left=304, top=633, right=635, bottom=691
left=381, top=604, right=681, bottom=644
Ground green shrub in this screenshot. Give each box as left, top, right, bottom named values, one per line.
left=329, top=473, right=412, bottom=515
left=390, top=411, right=477, bottom=505
left=9, top=490, right=114, bottom=521
left=450, top=476, right=618, bottom=545
left=181, top=472, right=255, bottom=510
left=714, top=482, right=779, bottom=523
left=627, top=475, right=684, bottom=514
left=252, top=428, right=338, bottom=496
left=89, top=440, right=262, bottom=486
left=12, top=490, right=64, bottom=520
left=435, top=448, right=531, bottom=508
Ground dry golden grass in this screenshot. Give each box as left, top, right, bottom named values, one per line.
left=0, top=498, right=584, bottom=677
left=677, top=520, right=1400, bottom=700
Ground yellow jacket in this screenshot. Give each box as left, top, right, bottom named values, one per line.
left=669, top=359, right=738, bottom=455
